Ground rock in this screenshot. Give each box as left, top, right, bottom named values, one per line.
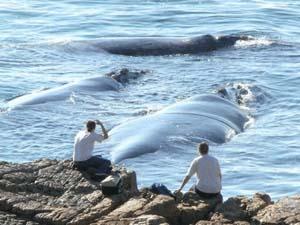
left=11, top=200, right=52, bottom=217
left=182, top=191, right=222, bottom=206
left=178, top=191, right=222, bottom=225
left=35, top=208, right=81, bottom=225
left=134, top=195, right=179, bottom=224
left=0, top=191, right=32, bottom=212
left=214, top=195, right=250, bottom=222
left=131, top=215, right=169, bottom=225
left=197, top=217, right=251, bottom=225
left=104, top=194, right=179, bottom=224
left=196, top=220, right=229, bottom=225
left=212, top=193, right=271, bottom=223
left=0, top=159, right=298, bottom=225
left=246, top=193, right=272, bottom=217
left=233, top=222, right=251, bottom=225
left=253, top=195, right=300, bottom=225
left=92, top=214, right=168, bottom=225
left=68, top=195, right=128, bottom=225
left=120, top=169, right=138, bottom=194
left=0, top=159, right=137, bottom=225
left=0, top=210, right=40, bottom=225
left=178, top=203, right=212, bottom=225
left=107, top=197, right=149, bottom=219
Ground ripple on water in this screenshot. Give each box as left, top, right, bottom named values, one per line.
left=0, top=0, right=299, bottom=200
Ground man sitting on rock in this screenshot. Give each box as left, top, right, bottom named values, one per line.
left=73, top=120, right=111, bottom=175
left=176, top=142, right=222, bottom=199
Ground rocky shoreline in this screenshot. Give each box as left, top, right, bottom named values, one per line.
left=0, top=159, right=299, bottom=225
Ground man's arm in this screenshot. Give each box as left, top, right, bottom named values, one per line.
left=176, top=175, right=191, bottom=193
left=175, top=159, right=197, bottom=193
left=95, top=120, right=108, bottom=139
left=217, top=160, right=222, bottom=180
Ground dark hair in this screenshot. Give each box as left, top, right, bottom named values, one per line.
left=86, top=120, right=96, bottom=132
left=198, top=142, right=209, bottom=155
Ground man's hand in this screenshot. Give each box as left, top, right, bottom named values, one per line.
left=174, top=188, right=182, bottom=194
left=95, top=120, right=108, bottom=139
left=95, top=120, right=102, bottom=125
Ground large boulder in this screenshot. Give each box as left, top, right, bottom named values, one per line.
left=106, top=197, right=150, bottom=219
left=211, top=193, right=272, bottom=223
left=67, top=194, right=129, bottom=225
left=253, top=195, right=300, bottom=225
left=104, top=194, right=179, bottom=225
left=246, top=193, right=272, bottom=217
left=177, top=191, right=222, bottom=225
left=134, top=195, right=179, bottom=224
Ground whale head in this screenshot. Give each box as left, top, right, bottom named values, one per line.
left=216, top=35, right=251, bottom=48
left=106, top=68, right=147, bottom=84
left=190, top=35, right=218, bottom=52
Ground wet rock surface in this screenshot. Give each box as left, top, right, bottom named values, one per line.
left=0, top=159, right=298, bottom=225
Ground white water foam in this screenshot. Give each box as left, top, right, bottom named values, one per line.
left=235, top=37, right=274, bottom=48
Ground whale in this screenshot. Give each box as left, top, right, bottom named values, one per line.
left=88, top=34, right=250, bottom=56
left=7, top=69, right=145, bottom=109
left=101, top=94, right=249, bottom=163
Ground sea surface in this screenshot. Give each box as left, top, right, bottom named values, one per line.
left=0, top=0, right=299, bottom=199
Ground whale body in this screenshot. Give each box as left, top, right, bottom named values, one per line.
left=7, top=69, right=144, bottom=109
left=7, top=76, right=121, bottom=109
left=89, top=34, right=250, bottom=56
left=103, top=94, right=249, bottom=163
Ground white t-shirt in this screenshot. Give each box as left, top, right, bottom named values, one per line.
left=186, top=154, right=222, bottom=193
left=73, top=130, right=104, bottom=162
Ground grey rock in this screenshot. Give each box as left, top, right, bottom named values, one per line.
left=134, top=195, right=179, bottom=224
left=253, top=195, right=300, bottom=225
left=178, top=191, right=222, bottom=225
left=0, top=159, right=137, bottom=225
left=92, top=214, right=169, bottom=225
left=0, top=159, right=298, bottom=225
left=214, top=195, right=250, bottom=221
left=0, top=211, right=40, bottom=225
left=212, top=193, right=272, bottom=223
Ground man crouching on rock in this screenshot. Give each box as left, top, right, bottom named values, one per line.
left=176, top=142, right=222, bottom=200
left=73, top=120, right=111, bottom=175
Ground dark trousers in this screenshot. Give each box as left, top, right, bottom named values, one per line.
left=195, top=187, right=220, bottom=199
left=73, top=155, right=112, bottom=174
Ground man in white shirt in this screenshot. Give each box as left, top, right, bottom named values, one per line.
left=176, top=142, right=222, bottom=198
left=73, top=120, right=110, bottom=173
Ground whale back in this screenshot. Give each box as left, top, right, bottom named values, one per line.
left=7, top=76, right=121, bottom=108
left=189, top=35, right=218, bottom=52
left=74, top=76, right=121, bottom=91
left=93, top=35, right=223, bottom=56
left=163, top=94, right=248, bottom=132
left=93, top=34, right=243, bottom=56
left=94, top=38, right=187, bottom=56
left=7, top=85, right=72, bottom=108
left=104, top=94, right=248, bottom=163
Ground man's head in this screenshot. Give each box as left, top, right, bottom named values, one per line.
left=198, top=142, right=209, bottom=155
left=86, top=120, right=96, bottom=132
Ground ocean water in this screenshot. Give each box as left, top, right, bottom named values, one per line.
left=0, top=0, right=299, bottom=199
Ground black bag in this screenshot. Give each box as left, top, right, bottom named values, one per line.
left=101, top=174, right=123, bottom=195
left=150, top=183, right=176, bottom=199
